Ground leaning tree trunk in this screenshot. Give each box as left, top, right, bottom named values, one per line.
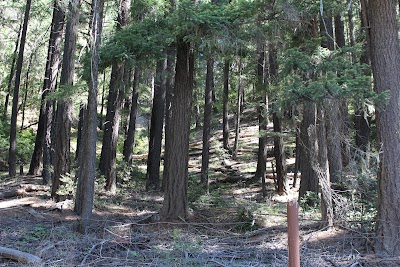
left=200, top=56, right=214, bottom=191
left=368, top=0, right=400, bottom=256
left=8, top=0, right=31, bottom=178
left=74, top=0, right=104, bottom=233
left=51, top=0, right=80, bottom=200
left=146, top=59, right=166, bottom=191
left=123, top=67, right=140, bottom=164
left=161, top=39, right=194, bottom=221
left=28, top=0, right=65, bottom=176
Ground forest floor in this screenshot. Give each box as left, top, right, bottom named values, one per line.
left=0, top=108, right=394, bottom=266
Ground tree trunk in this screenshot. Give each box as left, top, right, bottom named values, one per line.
left=8, top=0, right=31, bottom=178
left=51, top=0, right=80, bottom=200
left=222, top=60, right=230, bottom=151
left=298, top=102, right=319, bottom=198
left=161, top=39, right=194, bottom=221
left=123, top=67, right=140, bottom=164
left=162, top=46, right=175, bottom=191
left=29, top=0, right=64, bottom=179
left=99, top=0, right=130, bottom=193
left=2, top=21, right=22, bottom=120
left=200, top=56, right=214, bottom=191
left=146, top=58, right=166, bottom=191
left=368, top=0, right=400, bottom=256
left=254, top=42, right=268, bottom=182
left=99, top=71, right=106, bottom=129
left=74, top=0, right=104, bottom=233
left=233, top=59, right=243, bottom=160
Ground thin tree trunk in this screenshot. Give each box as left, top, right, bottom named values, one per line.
left=368, top=0, right=400, bottom=256
left=145, top=58, right=166, bottom=191
left=8, top=0, right=31, bottom=178
left=161, top=39, right=194, bottom=221
left=233, top=59, right=243, bottom=160
left=28, top=0, right=64, bottom=177
left=99, top=71, right=106, bottom=129
left=254, top=42, right=267, bottom=182
left=51, top=0, right=80, bottom=200
left=123, top=67, right=140, bottom=164
left=74, top=0, right=104, bottom=233
left=200, top=56, right=214, bottom=191
left=3, top=21, right=22, bottom=120
left=222, top=60, right=230, bottom=151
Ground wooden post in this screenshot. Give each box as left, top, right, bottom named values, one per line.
left=287, top=200, right=300, bottom=267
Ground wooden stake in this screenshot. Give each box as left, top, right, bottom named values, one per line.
left=287, top=200, right=300, bottom=267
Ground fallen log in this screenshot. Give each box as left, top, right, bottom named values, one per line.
left=0, top=246, right=42, bottom=265
left=210, top=174, right=254, bottom=184
left=0, top=184, right=49, bottom=200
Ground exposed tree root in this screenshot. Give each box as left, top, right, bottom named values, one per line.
left=0, top=246, right=42, bottom=265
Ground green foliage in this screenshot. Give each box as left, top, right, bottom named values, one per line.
left=0, top=121, right=35, bottom=164
left=57, top=172, right=77, bottom=197
left=300, top=191, right=320, bottom=211
left=278, top=43, right=387, bottom=109
left=22, top=224, right=49, bottom=242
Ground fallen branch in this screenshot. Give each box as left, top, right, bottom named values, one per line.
left=0, top=184, right=49, bottom=200
left=0, top=246, right=42, bottom=265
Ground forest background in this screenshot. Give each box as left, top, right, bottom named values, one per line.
left=1, top=0, right=400, bottom=265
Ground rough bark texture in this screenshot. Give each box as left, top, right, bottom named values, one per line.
left=368, top=0, right=400, bottom=256
left=222, top=60, right=230, bottom=151
left=146, top=59, right=166, bottom=191
left=8, top=0, right=31, bottom=178
left=51, top=0, right=80, bottom=200
left=200, top=57, right=214, bottom=191
left=162, top=46, right=175, bottom=191
left=123, top=67, right=140, bottom=164
left=161, top=39, right=194, bottom=221
left=74, top=0, right=104, bottom=233
left=298, top=102, right=319, bottom=198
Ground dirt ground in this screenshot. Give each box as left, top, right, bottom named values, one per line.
left=0, top=173, right=395, bottom=267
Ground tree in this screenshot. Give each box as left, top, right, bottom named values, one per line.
left=99, top=0, right=131, bottom=193
left=161, top=38, right=194, bottom=221
left=51, top=0, right=80, bottom=200
left=123, top=67, right=140, bottom=165
left=28, top=0, right=65, bottom=178
left=8, top=0, right=31, bottom=178
left=74, top=0, right=104, bottom=232
left=146, top=58, right=166, bottom=190
left=368, top=0, right=400, bottom=256
left=200, top=56, right=214, bottom=191
left=222, top=60, right=230, bottom=151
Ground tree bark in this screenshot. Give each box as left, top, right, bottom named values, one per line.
left=2, top=21, right=22, bottom=120
left=254, top=42, right=267, bottom=182
left=146, top=58, right=166, bottom=191
left=74, top=0, right=104, bottom=233
left=99, top=0, right=130, bottom=193
left=233, top=59, right=243, bottom=160
left=123, top=67, right=140, bottom=164
left=8, top=0, right=31, bottom=178
left=200, top=56, right=214, bottom=191
left=222, top=60, right=230, bottom=151
left=161, top=39, right=194, bottom=221
left=368, top=0, right=400, bottom=256
left=51, top=0, right=80, bottom=200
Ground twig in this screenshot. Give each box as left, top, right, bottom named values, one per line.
left=80, top=240, right=108, bottom=266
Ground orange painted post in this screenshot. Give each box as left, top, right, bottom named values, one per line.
left=287, top=200, right=300, bottom=267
